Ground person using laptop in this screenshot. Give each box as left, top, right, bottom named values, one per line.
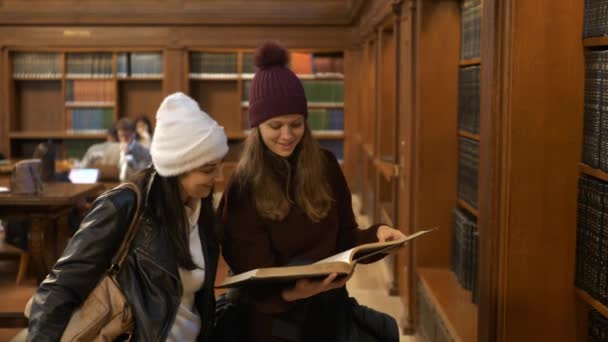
left=27, top=92, right=228, bottom=341
left=81, top=119, right=151, bottom=181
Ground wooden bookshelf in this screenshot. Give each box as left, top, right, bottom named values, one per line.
left=189, top=74, right=239, bottom=81
left=307, top=102, right=345, bottom=109
left=417, top=268, right=478, bottom=342
left=457, top=198, right=479, bottom=218
left=583, top=37, right=608, bottom=47
left=9, top=131, right=106, bottom=140
left=459, top=57, right=481, bottom=66
left=296, top=74, right=344, bottom=80
left=579, top=163, right=608, bottom=182
left=66, top=76, right=113, bottom=80
left=7, top=49, right=164, bottom=159
left=576, top=288, right=608, bottom=320
left=65, top=101, right=115, bottom=108
left=312, top=131, right=344, bottom=139
left=346, top=0, right=588, bottom=342
left=13, top=76, right=62, bottom=81
left=458, top=130, right=480, bottom=141
left=117, top=76, right=163, bottom=81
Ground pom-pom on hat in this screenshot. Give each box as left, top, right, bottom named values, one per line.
left=248, top=41, right=308, bottom=128
left=150, top=92, right=228, bottom=177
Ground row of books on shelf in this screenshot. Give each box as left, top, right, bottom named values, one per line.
left=117, top=52, right=163, bottom=77
left=65, top=53, right=113, bottom=78
left=302, top=80, right=344, bottom=103
left=318, top=140, right=344, bottom=161
left=12, top=52, right=62, bottom=79
left=308, top=109, right=344, bottom=131
left=290, top=52, right=344, bottom=76
left=460, top=0, right=481, bottom=60
left=11, top=50, right=344, bottom=79
left=458, top=65, right=480, bottom=134
left=66, top=80, right=115, bottom=103
left=588, top=307, right=608, bottom=341
left=458, top=137, right=479, bottom=209
left=188, top=51, right=344, bottom=76
left=576, top=174, right=608, bottom=306
left=68, top=108, right=114, bottom=132
left=190, top=52, right=238, bottom=75
left=584, top=0, right=608, bottom=38
left=416, top=283, right=453, bottom=342
left=242, top=79, right=344, bottom=104
left=451, top=207, right=480, bottom=304
left=583, top=50, right=608, bottom=171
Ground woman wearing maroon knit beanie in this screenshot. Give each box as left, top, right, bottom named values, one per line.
left=217, top=41, right=404, bottom=342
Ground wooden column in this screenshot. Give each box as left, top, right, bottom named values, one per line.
left=163, top=47, right=187, bottom=95
left=478, top=0, right=584, bottom=340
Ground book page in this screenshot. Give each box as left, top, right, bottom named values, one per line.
left=353, top=227, right=437, bottom=262
left=314, top=249, right=356, bottom=264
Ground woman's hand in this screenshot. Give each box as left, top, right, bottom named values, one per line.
left=281, top=272, right=352, bottom=302
left=377, top=225, right=406, bottom=242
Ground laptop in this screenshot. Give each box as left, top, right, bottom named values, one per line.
left=68, top=168, right=100, bottom=184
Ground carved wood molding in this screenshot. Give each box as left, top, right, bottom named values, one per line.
left=478, top=0, right=511, bottom=341
left=0, top=26, right=352, bottom=49
left=0, top=0, right=359, bottom=26
left=354, top=0, right=395, bottom=40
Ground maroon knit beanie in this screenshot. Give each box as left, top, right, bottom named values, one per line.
left=248, top=41, right=308, bottom=127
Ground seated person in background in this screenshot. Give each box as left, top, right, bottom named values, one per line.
left=135, top=114, right=153, bottom=149
left=81, top=120, right=151, bottom=181
left=106, top=125, right=118, bottom=142
left=80, top=127, right=121, bottom=171
left=116, top=117, right=152, bottom=181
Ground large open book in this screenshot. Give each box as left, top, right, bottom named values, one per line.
left=217, top=227, right=436, bottom=289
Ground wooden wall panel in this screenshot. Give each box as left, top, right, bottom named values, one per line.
left=118, top=81, right=164, bottom=128
left=0, top=48, right=8, bottom=157
left=398, top=1, right=416, bottom=332
left=343, top=48, right=361, bottom=185
left=0, top=26, right=352, bottom=50
left=413, top=0, right=460, bottom=268
left=164, top=48, right=187, bottom=95
left=493, top=0, right=584, bottom=340
left=14, top=81, right=64, bottom=132
left=0, top=0, right=357, bottom=25
left=190, top=81, right=241, bottom=135
left=355, top=0, right=394, bottom=39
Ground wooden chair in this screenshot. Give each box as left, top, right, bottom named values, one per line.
left=0, top=239, right=29, bottom=285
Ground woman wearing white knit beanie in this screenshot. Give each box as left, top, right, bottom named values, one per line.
left=27, top=92, right=228, bottom=342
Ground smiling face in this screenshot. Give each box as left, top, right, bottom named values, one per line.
left=178, top=159, right=224, bottom=201
left=258, top=114, right=305, bottom=157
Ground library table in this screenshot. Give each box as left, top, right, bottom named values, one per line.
left=0, top=179, right=104, bottom=282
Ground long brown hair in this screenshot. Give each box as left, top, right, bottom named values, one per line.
left=234, top=126, right=333, bottom=222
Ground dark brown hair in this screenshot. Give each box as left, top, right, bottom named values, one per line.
left=134, top=168, right=214, bottom=270
left=115, top=117, right=136, bottom=134
left=234, top=126, right=333, bottom=222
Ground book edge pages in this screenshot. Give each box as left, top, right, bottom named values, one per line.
left=350, top=227, right=438, bottom=262
left=217, top=262, right=352, bottom=288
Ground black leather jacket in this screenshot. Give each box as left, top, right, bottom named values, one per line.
left=27, top=174, right=219, bottom=342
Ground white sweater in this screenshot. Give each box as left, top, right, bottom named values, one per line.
left=166, top=200, right=206, bottom=342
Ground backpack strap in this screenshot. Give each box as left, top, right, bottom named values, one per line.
left=108, top=182, right=143, bottom=274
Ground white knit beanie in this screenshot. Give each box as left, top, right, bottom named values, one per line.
left=150, top=92, right=229, bottom=177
